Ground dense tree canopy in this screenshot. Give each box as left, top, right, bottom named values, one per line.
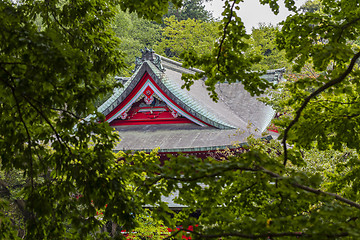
left=155, top=16, right=220, bottom=60
left=299, top=0, right=322, bottom=13
left=163, top=0, right=212, bottom=22
left=112, top=9, right=162, bottom=75
left=1, top=0, right=360, bottom=239
left=246, top=23, right=290, bottom=71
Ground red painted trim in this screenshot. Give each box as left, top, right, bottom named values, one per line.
left=104, top=72, right=212, bottom=127
left=110, top=118, right=193, bottom=126
left=105, top=73, right=151, bottom=122
left=267, top=123, right=279, bottom=133
left=137, top=106, right=166, bottom=110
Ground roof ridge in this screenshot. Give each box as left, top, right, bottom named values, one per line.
left=156, top=65, right=236, bottom=129
left=155, top=54, right=204, bottom=74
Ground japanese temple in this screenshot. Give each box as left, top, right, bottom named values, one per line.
left=96, top=48, right=284, bottom=159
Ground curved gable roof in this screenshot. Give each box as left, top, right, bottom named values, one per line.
left=98, top=57, right=238, bottom=130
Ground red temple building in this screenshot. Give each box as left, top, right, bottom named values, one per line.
left=96, top=48, right=284, bottom=159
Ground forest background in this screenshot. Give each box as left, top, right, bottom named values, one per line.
left=1, top=0, right=360, bottom=239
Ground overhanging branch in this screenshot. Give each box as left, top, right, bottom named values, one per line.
left=257, top=166, right=360, bottom=209
left=150, top=163, right=360, bottom=210
left=216, top=0, right=236, bottom=75
left=282, top=50, right=360, bottom=166
left=165, top=228, right=348, bottom=239
left=0, top=66, right=35, bottom=189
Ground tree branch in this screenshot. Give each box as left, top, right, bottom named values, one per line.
left=51, top=107, right=83, bottom=120
left=0, top=62, right=27, bottom=65
left=150, top=163, right=360, bottom=210
left=144, top=167, right=258, bottom=187
left=282, top=50, right=360, bottom=166
left=166, top=228, right=348, bottom=239
left=314, top=99, right=360, bottom=105
left=216, top=0, right=236, bottom=75
left=21, top=94, right=72, bottom=154
left=0, top=66, right=35, bottom=189
left=337, top=17, right=360, bottom=42
left=46, top=1, right=74, bottom=38
left=257, top=165, right=360, bottom=209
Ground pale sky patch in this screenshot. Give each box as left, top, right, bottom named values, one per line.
left=205, top=0, right=307, bottom=32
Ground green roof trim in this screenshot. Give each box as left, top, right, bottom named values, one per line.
left=147, top=62, right=235, bottom=129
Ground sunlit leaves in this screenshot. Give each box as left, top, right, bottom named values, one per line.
left=112, top=8, right=162, bottom=75
left=278, top=0, right=360, bottom=72
left=2, top=0, right=360, bottom=238
left=155, top=16, right=220, bottom=60
left=246, top=23, right=291, bottom=71
left=119, top=0, right=182, bottom=22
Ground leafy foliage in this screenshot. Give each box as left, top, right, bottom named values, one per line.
left=112, top=9, right=162, bottom=75
left=144, top=138, right=360, bottom=239
left=2, top=0, right=360, bottom=239
left=0, top=0, right=164, bottom=238
left=180, top=0, right=270, bottom=101
left=155, top=16, right=220, bottom=60
left=163, top=0, right=212, bottom=22
left=246, top=23, right=290, bottom=71
left=300, top=0, right=323, bottom=13
left=125, top=210, right=170, bottom=239
left=158, top=0, right=360, bottom=238
left=118, top=0, right=182, bottom=22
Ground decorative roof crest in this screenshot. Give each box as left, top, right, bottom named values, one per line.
left=132, top=48, right=165, bottom=73
left=141, top=47, right=155, bottom=61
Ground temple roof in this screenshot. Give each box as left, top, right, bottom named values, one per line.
left=113, top=124, right=254, bottom=152
left=97, top=48, right=284, bottom=152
